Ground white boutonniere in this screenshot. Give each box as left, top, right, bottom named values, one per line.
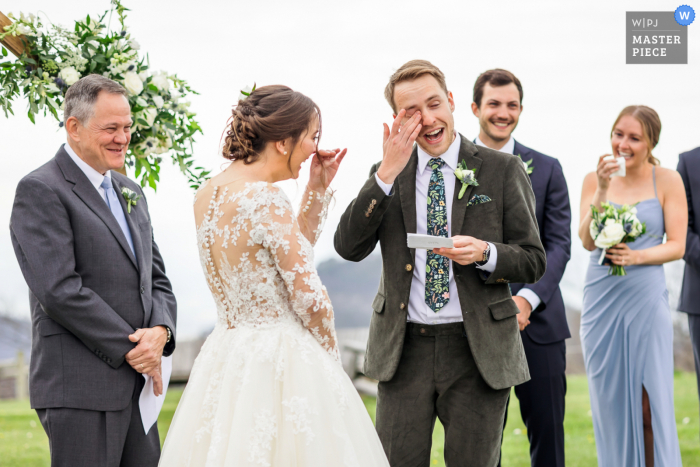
left=517, top=154, right=534, bottom=175
left=454, top=160, right=479, bottom=199
left=120, top=187, right=141, bottom=214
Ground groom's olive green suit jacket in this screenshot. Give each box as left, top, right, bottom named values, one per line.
left=334, top=135, right=546, bottom=390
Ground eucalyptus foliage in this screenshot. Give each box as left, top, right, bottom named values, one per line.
left=0, top=1, right=209, bottom=190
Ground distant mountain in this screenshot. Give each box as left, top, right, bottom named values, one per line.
left=317, top=254, right=382, bottom=329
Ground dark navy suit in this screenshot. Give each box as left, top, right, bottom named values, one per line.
left=499, top=140, right=571, bottom=467
left=677, top=147, right=700, bottom=430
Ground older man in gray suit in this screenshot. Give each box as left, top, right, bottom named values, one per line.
left=335, top=60, right=545, bottom=467
left=10, top=75, right=176, bottom=466
left=678, top=146, right=700, bottom=436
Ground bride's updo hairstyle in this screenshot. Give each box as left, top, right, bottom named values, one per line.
left=611, top=105, right=662, bottom=166
left=223, top=85, right=321, bottom=164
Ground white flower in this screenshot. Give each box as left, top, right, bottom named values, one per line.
left=151, top=72, right=170, bottom=92
left=239, top=85, right=253, bottom=101
left=594, top=219, right=626, bottom=249
left=630, top=219, right=644, bottom=237
left=123, top=71, right=143, bottom=96
left=58, top=67, right=81, bottom=86
left=152, top=96, right=164, bottom=109
left=17, top=25, right=32, bottom=36
left=142, top=108, right=158, bottom=128
left=129, top=39, right=140, bottom=51
left=138, top=70, right=150, bottom=82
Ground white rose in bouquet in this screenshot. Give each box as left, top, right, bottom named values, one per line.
left=594, top=219, right=626, bottom=249
left=123, top=71, right=143, bottom=96
left=152, top=96, right=164, bottom=109
left=58, top=66, right=81, bottom=86
left=142, top=108, right=158, bottom=128
left=151, top=72, right=170, bottom=92
left=630, top=219, right=644, bottom=237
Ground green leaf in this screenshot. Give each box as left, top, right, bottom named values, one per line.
left=1, top=47, right=7, bottom=57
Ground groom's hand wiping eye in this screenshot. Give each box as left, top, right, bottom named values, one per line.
left=376, top=109, right=422, bottom=185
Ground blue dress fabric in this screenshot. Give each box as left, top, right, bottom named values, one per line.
left=581, top=168, right=682, bottom=466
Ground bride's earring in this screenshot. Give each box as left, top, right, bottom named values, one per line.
left=284, top=151, right=288, bottom=155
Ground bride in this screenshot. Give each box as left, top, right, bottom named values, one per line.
left=159, top=85, right=389, bottom=466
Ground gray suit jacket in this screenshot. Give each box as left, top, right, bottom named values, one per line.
left=678, top=147, right=700, bottom=315
left=334, top=135, right=546, bottom=390
left=10, top=146, right=177, bottom=411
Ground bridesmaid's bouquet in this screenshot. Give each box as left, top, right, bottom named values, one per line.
left=589, top=202, right=646, bottom=276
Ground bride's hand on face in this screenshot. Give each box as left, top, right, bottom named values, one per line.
left=308, top=148, right=347, bottom=192
left=596, top=154, right=620, bottom=191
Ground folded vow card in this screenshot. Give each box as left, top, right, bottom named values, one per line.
left=139, top=354, right=173, bottom=435
left=407, top=233, right=454, bottom=249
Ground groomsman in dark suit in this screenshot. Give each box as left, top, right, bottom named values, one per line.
left=677, top=146, right=700, bottom=435
left=471, top=69, right=571, bottom=466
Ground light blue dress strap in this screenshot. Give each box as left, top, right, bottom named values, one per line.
left=652, top=165, right=658, bottom=199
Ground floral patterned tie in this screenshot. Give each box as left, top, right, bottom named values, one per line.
left=425, top=158, right=449, bottom=312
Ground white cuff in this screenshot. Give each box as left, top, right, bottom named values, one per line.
left=475, top=242, right=497, bottom=273
left=374, top=173, right=394, bottom=196
left=517, top=288, right=542, bottom=311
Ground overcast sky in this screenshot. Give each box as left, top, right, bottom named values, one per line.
left=2, top=0, right=698, bottom=338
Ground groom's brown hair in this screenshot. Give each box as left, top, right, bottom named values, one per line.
left=384, top=60, right=448, bottom=114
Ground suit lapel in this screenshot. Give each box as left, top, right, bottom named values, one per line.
left=513, top=140, right=531, bottom=160
left=55, top=149, right=139, bottom=271
left=398, top=147, right=418, bottom=262
left=111, top=176, right=144, bottom=273
left=451, top=135, right=482, bottom=235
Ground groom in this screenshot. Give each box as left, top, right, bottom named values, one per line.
left=10, top=75, right=176, bottom=466
left=335, top=60, right=545, bottom=466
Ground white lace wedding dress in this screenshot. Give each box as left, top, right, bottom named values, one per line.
left=159, top=181, right=388, bottom=466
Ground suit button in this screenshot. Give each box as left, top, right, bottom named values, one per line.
left=365, top=212, right=370, bottom=218
left=420, top=328, right=426, bottom=334
left=140, top=286, right=145, bottom=294
left=400, top=303, right=406, bottom=309
left=371, top=199, right=377, bottom=205
left=405, top=264, right=413, bottom=272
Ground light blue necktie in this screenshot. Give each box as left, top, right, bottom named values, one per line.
left=100, top=176, right=136, bottom=260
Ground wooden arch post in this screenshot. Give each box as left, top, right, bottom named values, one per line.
left=0, top=12, right=29, bottom=58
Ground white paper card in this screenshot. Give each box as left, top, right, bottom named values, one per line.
left=407, top=233, right=454, bottom=249
left=604, top=155, right=626, bottom=177
left=139, top=354, right=172, bottom=435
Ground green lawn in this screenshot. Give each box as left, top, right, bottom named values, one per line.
left=1, top=373, right=698, bottom=466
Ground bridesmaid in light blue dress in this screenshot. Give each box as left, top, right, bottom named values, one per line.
left=578, top=106, right=687, bottom=467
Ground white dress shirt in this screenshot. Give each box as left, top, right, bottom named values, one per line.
left=64, top=142, right=111, bottom=196
left=375, top=133, right=498, bottom=324
left=474, top=135, right=542, bottom=311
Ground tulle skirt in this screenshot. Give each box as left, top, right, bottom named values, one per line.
left=159, top=318, right=389, bottom=467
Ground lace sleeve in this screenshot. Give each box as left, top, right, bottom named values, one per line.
left=297, top=188, right=333, bottom=246
left=257, top=185, right=339, bottom=361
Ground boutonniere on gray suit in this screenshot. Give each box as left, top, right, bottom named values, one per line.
left=454, top=160, right=479, bottom=199
left=121, top=187, right=141, bottom=213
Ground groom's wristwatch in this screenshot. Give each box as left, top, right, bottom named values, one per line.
left=163, top=326, right=172, bottom=343
left=475, top=243, right=491, bottom=267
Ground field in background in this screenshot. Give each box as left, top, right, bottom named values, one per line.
left=1, top=373, right=698, bottom=466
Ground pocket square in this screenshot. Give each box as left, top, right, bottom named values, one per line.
left=467, top=194, right=492, bottom=207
